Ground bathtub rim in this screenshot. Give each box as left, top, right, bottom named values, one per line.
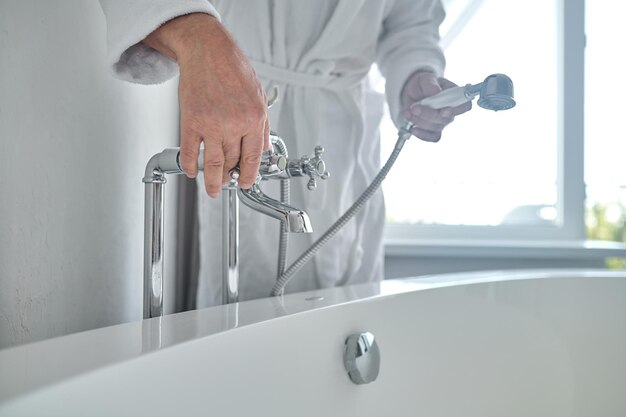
left=1, top=268, right=625, bottom=404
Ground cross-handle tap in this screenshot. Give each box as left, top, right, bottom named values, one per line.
left=299, top=145, right=330, bottom=190
left=264, top=140, right=330, bottom=190
left=250, top=135, right=330, bottom=189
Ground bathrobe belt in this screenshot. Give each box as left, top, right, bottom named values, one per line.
left=250, top=59, right=367, bottom=91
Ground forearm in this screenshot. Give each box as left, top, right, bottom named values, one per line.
left=142, top=12, right=267, bottom=195
left=98, top=0, right=220, bottom=84
left=143, top=13, right=221, bottom=63
left=377, top=0, right=446, bottom=126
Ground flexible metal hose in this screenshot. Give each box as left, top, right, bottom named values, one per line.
left=271, top=131, right=411, bottom=296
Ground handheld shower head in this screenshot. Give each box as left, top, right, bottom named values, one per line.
left=416, top=73, right=515, bottom=112
left=475, top=74, right=516, bottom=111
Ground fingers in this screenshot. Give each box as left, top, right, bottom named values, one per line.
left=202, top=136, right=225, bottom=198
left=263, top=118, right=270, bottom=152
left=436, top=77, right=458, bottom=90
left=402, top=103, right=472, bottom=143
left=410, top=126, right=442, bottom=143
left=238, top=127, right=265, bottom=189
left=179, top=124, right=203, bottom=178
left=187, top=112, right=266, bottom=196
left=260, top=86, right=270, bottom=152
left=404, top=104, right=454, bottom=132
left=222, top=138, right=241, bottom=186
left=418, top=72, right=443, bottom=97
left=200, top=128, right=264, bottom=196
left=401, top=75, right=474, bottom=143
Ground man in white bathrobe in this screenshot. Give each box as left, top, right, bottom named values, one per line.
left=99, top=0, right=470, bottom=307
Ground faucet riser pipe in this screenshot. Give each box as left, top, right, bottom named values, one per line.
left=222, top=187, right=239, bottom=304
left=143, top=181, right=165, bottom=319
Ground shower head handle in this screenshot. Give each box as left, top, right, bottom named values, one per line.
left=417, top=73, right=515, bottom=112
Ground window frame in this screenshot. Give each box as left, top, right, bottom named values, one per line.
left=384, top=0, right=586, bottom=243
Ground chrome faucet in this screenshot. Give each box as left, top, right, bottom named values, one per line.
left=238, top=185, right=313, bottom=233
left=237, top=135, right=328, bottom=233
left=142, top=134, right=328, bottom=319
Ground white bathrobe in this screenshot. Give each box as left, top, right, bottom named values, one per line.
left=99, top=0, right=445, bottom=307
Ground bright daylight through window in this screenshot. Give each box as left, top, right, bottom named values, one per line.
left=584, top=0, right=626, bottom=247
left=377, top=0, right=625, bottom=248
left=379, top=0, right=559, bottom=232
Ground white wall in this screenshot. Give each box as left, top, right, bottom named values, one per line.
left=0, top=1, right=179, bottom=349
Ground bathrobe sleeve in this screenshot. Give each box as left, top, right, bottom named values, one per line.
left=376, top=0, right=446, bottom=126
left=98, top=0, right=220, bottom=84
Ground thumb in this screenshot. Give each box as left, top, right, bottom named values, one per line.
left=418, top=72, right=443, bottom=98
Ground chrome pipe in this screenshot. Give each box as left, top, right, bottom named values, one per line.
left=142, top=149, right=181, bottom=319
left=222, top=184, right=239, bottom=304
left=143, top=178, right=165, bottom=319
left=142, top=135, right=318, bottom=318
left=142, top=148, right=205, bottom=319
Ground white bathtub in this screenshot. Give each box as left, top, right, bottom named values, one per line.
left=1, top=269, right=625, bottom=416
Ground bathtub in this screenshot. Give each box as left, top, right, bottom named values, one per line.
left=1, top=269, right=625, bottom=416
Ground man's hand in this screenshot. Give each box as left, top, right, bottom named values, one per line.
left=143, top=13, right=269, bottom=197
left=400, top=71, right=471, bottom=142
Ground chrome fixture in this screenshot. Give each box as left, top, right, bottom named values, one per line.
left=344, top=332, right=381, bottom=385
left=222, top=171, right=240, bottom=305
left=142, top=148, right=185, bottom=319
left=142, top=135, right=328, bottom=319
left=416, top=73, right=515, bottom=112
left=238, top=136, right=328, bottom=234
left=238, top=185, right=312, bottom=233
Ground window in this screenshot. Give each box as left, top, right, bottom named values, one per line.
left=380, top=0, right=588, bottom=242
left=584, top=0, right=626, bottom=245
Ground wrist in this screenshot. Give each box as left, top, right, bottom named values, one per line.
left=143, top=13, right=221, bottom=62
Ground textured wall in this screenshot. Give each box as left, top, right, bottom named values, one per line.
left=0, top=1, right=179, bottom=348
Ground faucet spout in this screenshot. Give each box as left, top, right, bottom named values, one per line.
left=238, top=185, right=312, bottom=233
